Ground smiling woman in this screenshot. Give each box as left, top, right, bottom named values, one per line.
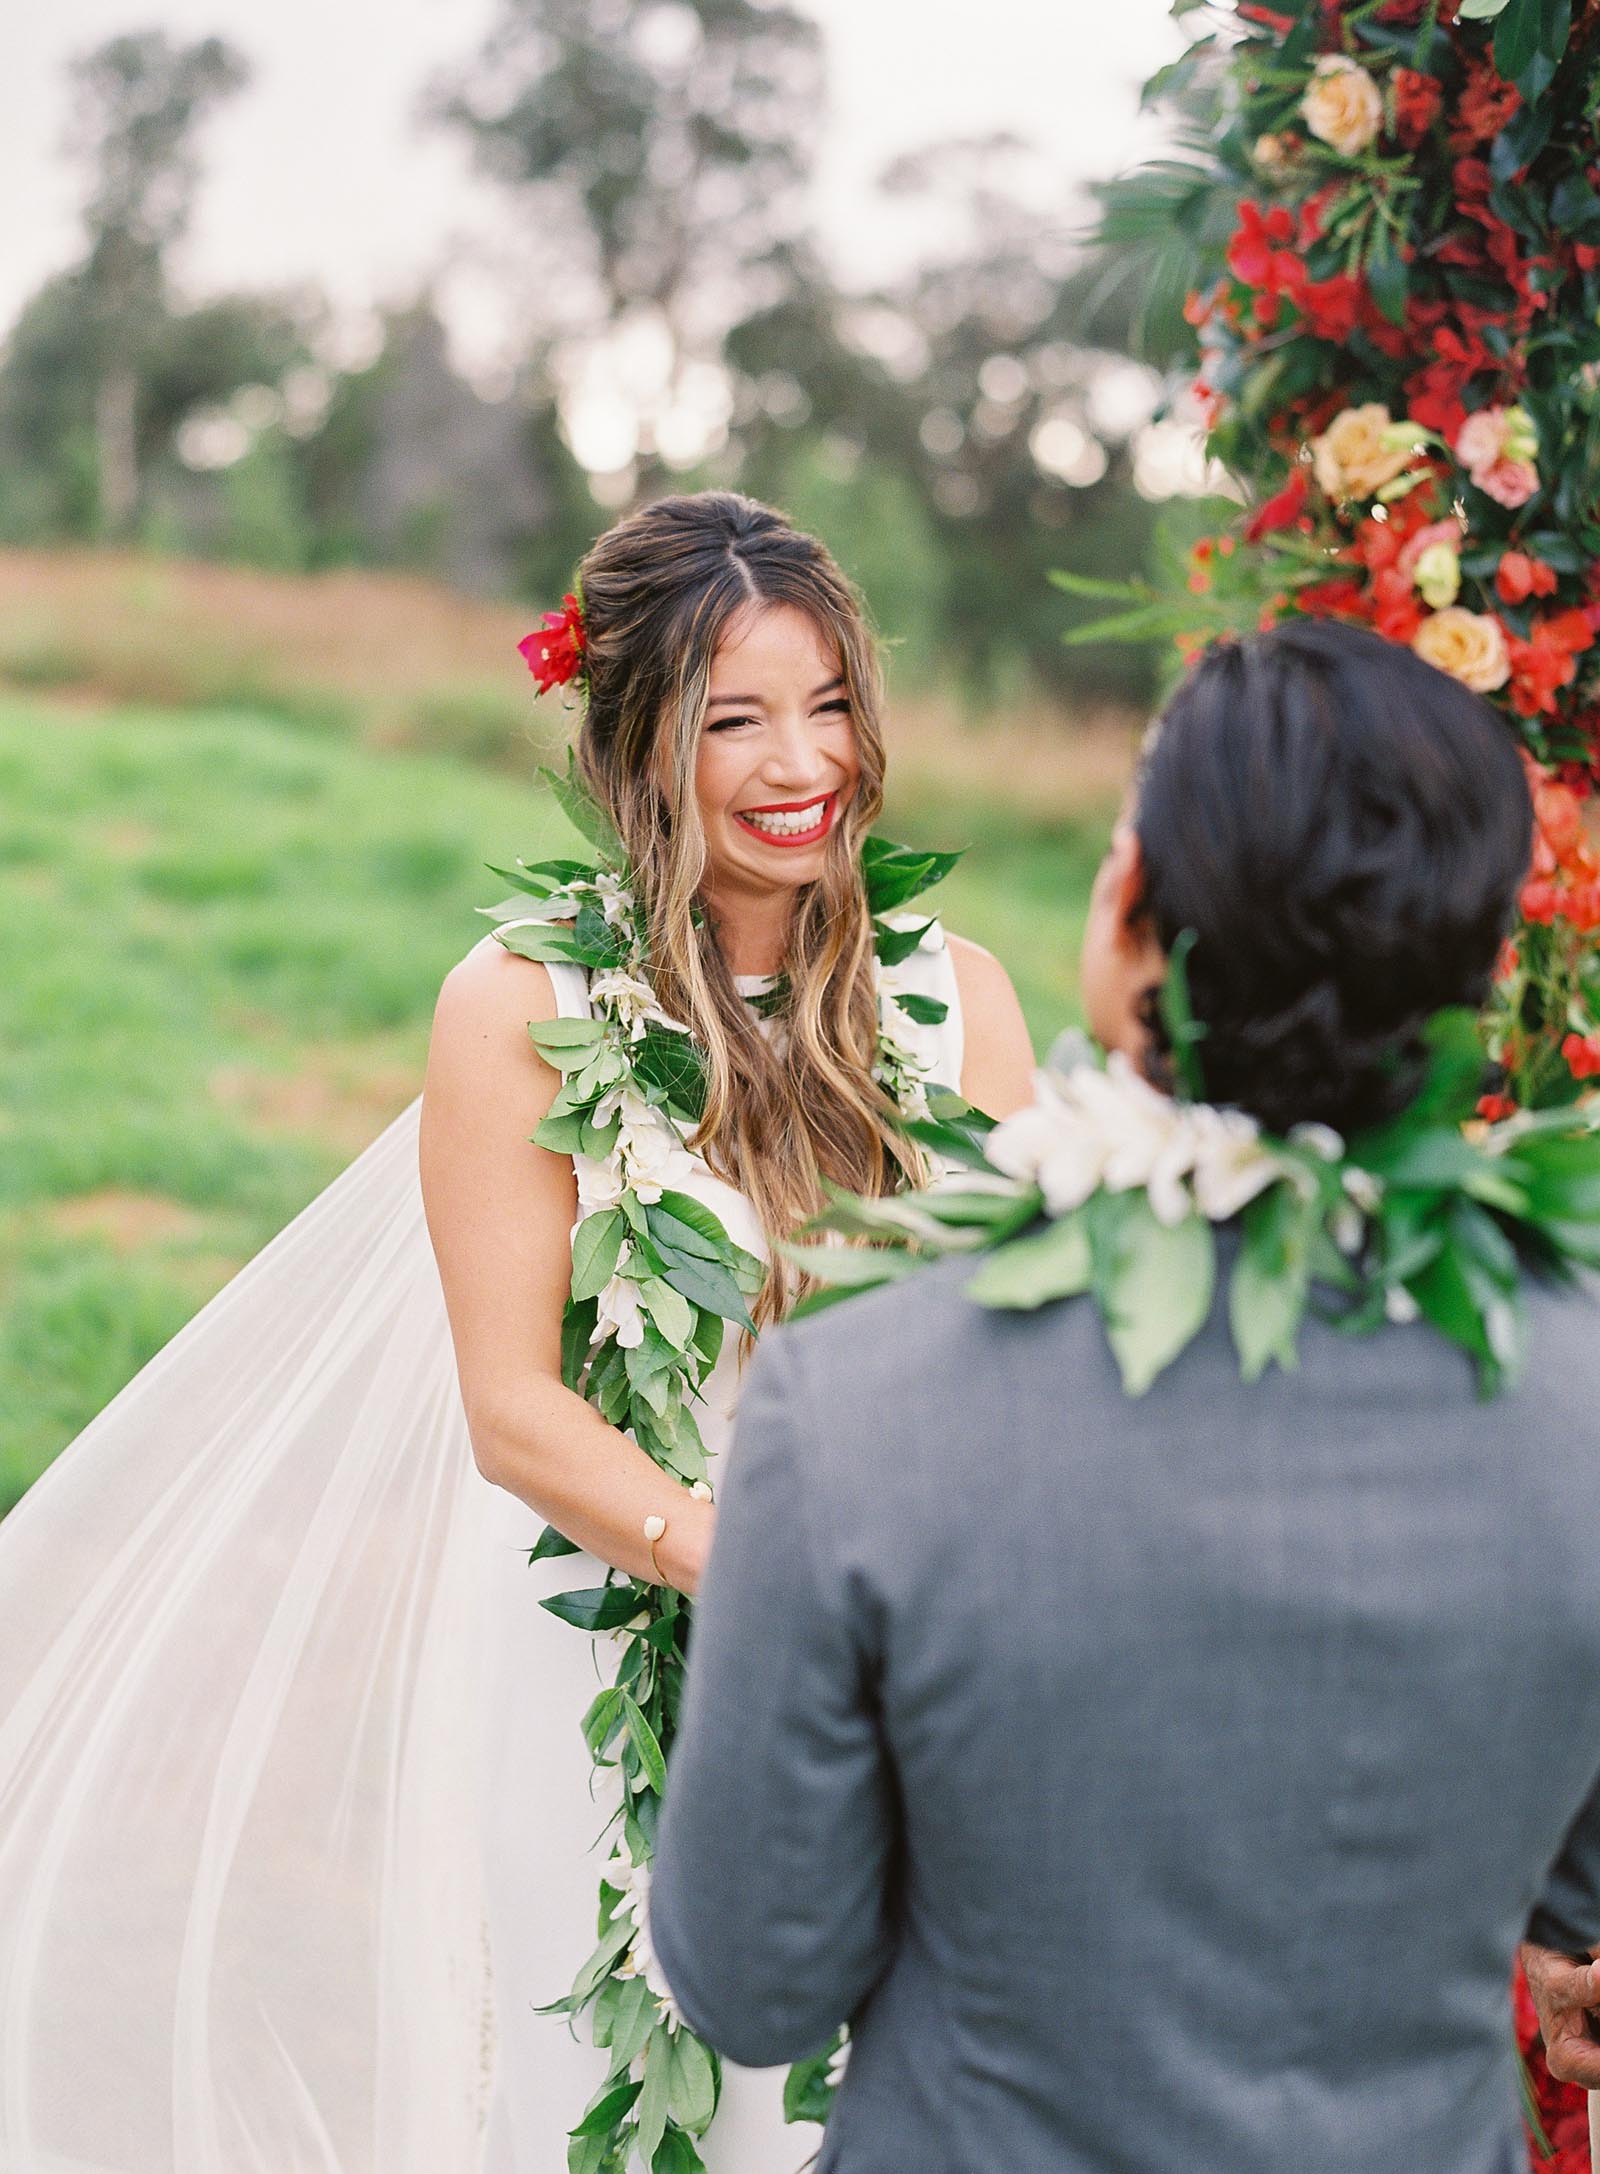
left=417, top=487, right=1036, bottom=2169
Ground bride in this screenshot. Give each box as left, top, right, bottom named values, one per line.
left=0, top=488, right=1034, bottom=2172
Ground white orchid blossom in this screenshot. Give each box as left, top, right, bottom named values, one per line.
left=607, top=1855, right=684, bottom=2029
left=587, top=967, right=685, bottom=1042
left=989, top=1054, right=1289, bottom=1229
left=591, top=871, right=634, bottom=928
left=1188, top=1104, right=1283, bottom=1222
left=573, top=1152, right=627, bottom=1214
left=591, top=1267, right=646, bottom=1349
left=594, top=1086, right=696, bottom=1204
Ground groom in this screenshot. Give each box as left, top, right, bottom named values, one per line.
left=649, top=624, right=1600, bottom=2171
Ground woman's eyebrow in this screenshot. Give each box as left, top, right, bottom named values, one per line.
left=705, top=675, right=845, bottom=707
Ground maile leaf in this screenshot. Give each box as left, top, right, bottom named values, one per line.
left=639, top=1275, right=695, bottom=1350
left=542, top=1584, right=644, bottom=1632
left=783, top=2038, right=841, bottom=2125
left=653, top=2128, right=708, bottom=2174
left=569, top=2078, right=642, bottom=2139
left=861, top=836, right=964, bottom=913
left=966, top=1211, right=1091, bottom=1309
left=634, top=2032, right=674, bottom=2168
left=543, top=756, right=626, bottom=863
left=571, top=1210, right=627, bottom=1302
left=530, top=1522, right=582, bottom=1562
left=650, top=1191, right=736, bottom=1260
left=528, top=1017, right=609, bottom=1068
left=666, top=2030, right=718, bottom=2133
left=873, top=918, right=933, bottom=967
left=606, top=1974, right=658, bottom=2075
left=1229, top=1184, right=1312, bottom=1382
left=656, top=1251, right=756, bottom=1334
left=618, top=1692, right=668, bottom=1793
left=1095, top=1195, right=1216, bottom=1396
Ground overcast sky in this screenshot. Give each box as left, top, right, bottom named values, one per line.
left=1, top=1, right=1185, bottom=372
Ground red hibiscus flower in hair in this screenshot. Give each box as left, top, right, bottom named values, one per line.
left=518, top=593, right=587, bottom=694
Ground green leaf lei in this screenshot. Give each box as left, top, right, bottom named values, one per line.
left=795, top=1006, right=1600, bottom=1402
left=480, top=761, right=958, bottom=2174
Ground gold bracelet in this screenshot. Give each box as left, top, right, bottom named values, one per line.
left=643, top=1513, right=667, bottom=1582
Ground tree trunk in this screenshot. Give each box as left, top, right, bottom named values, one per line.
left=95, top=364, right=139, bottom=537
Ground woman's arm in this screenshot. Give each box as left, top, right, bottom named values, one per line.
left=418, top=940, right=715, bottom=1594
left=948, top=934, right=1036, bottom=1119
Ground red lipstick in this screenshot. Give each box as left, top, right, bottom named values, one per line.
left=732, top=792, right=838, bottom=849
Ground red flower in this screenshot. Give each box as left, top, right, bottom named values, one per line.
left=1477, top=1092, right=1518, bottom=1121
left=1372, top=568, right=1426, bottom=644
left=1451, top=54, right=1522, bottom=148
left=1237, top=0, right=1297, bottom=28
left=1562, top=1032, right=1600, bottom=1079
left=1244, top=467, right=1310, bottom=542
left=1522, top=875, right=1561, bottom=923
left=1497, top=552, right=1561, bottom=606
left=1535, top=779, right=1587, bottom=859
left=1298, top=576, right=1373, bottom=623
left=1393, top=68, right=1444, bottom=149
left=517, top=593, right=587, bottom=693
left=1297, top=273, right=1365, bottom=342
left=1227, top=201, right=1301, bottom=294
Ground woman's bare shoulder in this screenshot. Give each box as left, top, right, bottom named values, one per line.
left=943, top=930, right=1036, bottom=1119
left=425, top=937, right=566, bottom=1106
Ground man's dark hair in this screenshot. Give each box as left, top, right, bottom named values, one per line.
left=1134, top=618, right=1533, bottom=1137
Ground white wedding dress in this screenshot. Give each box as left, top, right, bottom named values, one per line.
left=0, top=926, right=963, bottom=2174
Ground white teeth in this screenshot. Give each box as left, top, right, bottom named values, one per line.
left=740, top=799, right=827, bottom=837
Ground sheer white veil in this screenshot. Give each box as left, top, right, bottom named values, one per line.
left=0, top=1096, right=495, bottom=2172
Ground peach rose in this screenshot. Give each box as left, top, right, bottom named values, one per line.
left=1302, top=57, right=1384, bottom=158
left=1412, top=607, right=1511, bottom=693
left=1311, top=404, right=1417, bottom=500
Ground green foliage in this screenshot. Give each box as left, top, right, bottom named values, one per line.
left=808, top=1022, right=1600, bottom=1400
left=0, top=692, right=579, bottom=1510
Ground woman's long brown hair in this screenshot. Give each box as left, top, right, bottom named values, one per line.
left=573, top=490, right=921, bottom=1321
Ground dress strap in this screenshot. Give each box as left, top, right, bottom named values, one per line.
left=544, top=961, right=595, bottom=1023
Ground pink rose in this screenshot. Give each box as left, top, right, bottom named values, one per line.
left=1454, top=404, right=1539, bottom=506
left=1454, top=408, right=1506, bottom=474
left=1477, top=457, right=1539, bottom=509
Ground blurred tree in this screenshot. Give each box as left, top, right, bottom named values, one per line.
left=729, top=138, right=1173, bottom=706
left=293, top=302, right=550, bottom=592
left=66, top=30, right=250, bottom=533
left=433, top=0, right=824, bottom=494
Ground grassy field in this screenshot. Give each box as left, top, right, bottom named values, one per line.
left=0, top=550, right=1131, bottom=1508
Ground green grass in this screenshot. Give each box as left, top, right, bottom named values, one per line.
left=0, top=693, right=1106, bottom=1506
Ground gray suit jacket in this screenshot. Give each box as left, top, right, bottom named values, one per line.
left=650, top=1252, right=1600, bottom=2173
